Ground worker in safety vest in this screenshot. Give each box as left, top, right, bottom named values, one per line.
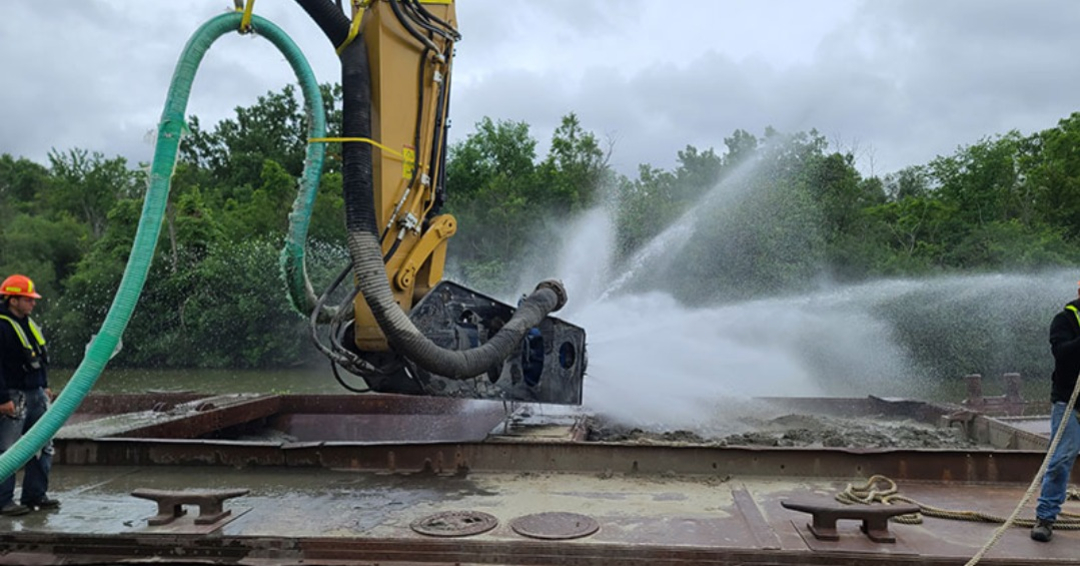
left=1032, top=279, right=1080, bottom=542
left=0, top=274, right=58, bottom=516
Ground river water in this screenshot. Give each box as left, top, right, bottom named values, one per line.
left=50, top=367, right=339, bottom=395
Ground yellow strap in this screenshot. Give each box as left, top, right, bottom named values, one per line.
left=26, top=318, right=45, bottom=346
left=0, top=315, right=34, bottom=351
left=336, top=0, right=368, bottom=56
left=239, top=0, right=255, bottom=33
left=309, top=137, right=406, bottom=160
left=1067, top=305, right=1080, bottom=327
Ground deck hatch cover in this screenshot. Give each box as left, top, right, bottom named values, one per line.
left=410, top=510, right=498, bottom=537
left=511, top=511, right=599, bottom=540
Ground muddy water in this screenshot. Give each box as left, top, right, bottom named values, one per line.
left=586, top=413, right=978, bottom=449
left=50, top=367, right=343, bottom=395
left=48, top=365, right=1050, bottom=401
left=48, top=367, right=1038, bottom=450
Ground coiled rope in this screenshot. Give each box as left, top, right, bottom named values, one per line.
left=834, top=369, right=1080, bottom=565
left=836, top=474, right=1080, bottom=528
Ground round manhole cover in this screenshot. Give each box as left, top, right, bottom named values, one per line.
left=410, top=510, right=498, bottom=537
left=510, top=512, right=599, bottom=540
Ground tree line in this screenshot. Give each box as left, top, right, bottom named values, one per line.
left=2, top=83, right=1079, bottom=373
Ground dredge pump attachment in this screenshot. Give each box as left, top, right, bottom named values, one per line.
left=294, top=0, right=586, bottom=405
left=370, top=280, right=586, bottom=405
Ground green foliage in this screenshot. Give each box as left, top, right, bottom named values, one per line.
left=45, top=198, right=143, bottom=365
left=0, top=213, right=89, bottom=295
left=445, top=114, right=610, bottom=294
left=219, top=159, right=296, bottom=240
left=308, top=171, right=346, bottom=245
left=176, top=239, right=309, bottom=368
left=23, top=84, right=348, bottom=369
left=669, top=131, right=829, bottom=303
left=535, top=113, right=609, bottom=213
left=1026, top=113, right=1080, bottom=238
left=612, top=146, right=724, bottom=268
left=0, top=154, right=49, bottom=218
left=172, top=188, right=223, bottom=259
left=613, top=164, right=679, bottom=260
left=601, top=120, right=1080, bottom=318
left=6, top=79, right=1080, bottom=381
left=180, top=84, right=311, bottom=182
left=877, top=278, right=1060, bottom=381
left=45, top=149, right=139, bottom=239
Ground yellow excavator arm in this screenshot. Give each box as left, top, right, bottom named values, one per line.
left=352, top=0, right=456, bottom=351
left=296, top=0, right=587, bottom=404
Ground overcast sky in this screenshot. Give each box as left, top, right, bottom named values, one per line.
left=3, top=1, right=1080, bottom=178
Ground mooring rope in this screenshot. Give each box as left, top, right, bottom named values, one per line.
left=962, top=371, right=1080, bottom=565
left=837, top=474, right=1080, bottom=528
left=834, top=369, right=1080, bottom=565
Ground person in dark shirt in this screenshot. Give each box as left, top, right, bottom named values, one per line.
left=1032, top=280, right=1080, bottom=542
left=0, top=274, right=58, bottom=516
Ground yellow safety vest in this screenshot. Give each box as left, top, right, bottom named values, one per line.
left=0, top=314, right=48, bottom=370
left=1068, top=305, right=1080, bottom=328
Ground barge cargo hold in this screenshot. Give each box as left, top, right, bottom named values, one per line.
left=1, top=392, right=1077, bottom=565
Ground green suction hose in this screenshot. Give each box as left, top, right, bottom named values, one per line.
left=0, top=11, right=327, bottom=479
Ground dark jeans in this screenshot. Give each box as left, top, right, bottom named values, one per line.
left=0, top=388, right=53, bottom=506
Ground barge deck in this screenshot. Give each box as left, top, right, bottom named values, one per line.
left=1, top=392, right=1075, bottom=565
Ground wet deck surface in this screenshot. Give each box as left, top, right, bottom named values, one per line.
left=3, top=464, right=1079, bottom=564
left=1, top=393, right=1072, bottom=564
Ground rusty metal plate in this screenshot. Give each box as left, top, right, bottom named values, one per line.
left=790, top=519, right=917, bottom=555
left=410, top=510, right=498, bottom=537
left=510, top=511, right=599, bottom=540
left=134, top=506, right=251, bottom=535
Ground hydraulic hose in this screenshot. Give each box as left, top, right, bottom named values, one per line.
left=0, top=11, right=324, bottom=480
left=293, top=0, right=350, bottom=46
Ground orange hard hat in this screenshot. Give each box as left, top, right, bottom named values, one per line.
left=1, top=274, right=42, bottom=299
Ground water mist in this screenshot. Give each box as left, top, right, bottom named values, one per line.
left=525, top=161, right=1075, bottom=437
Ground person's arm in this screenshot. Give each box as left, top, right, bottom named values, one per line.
left=1050, top=311, right=1080, bottom=360
left=40, top=327, right=49, bottom=400
left=0, top=327, right=12, bottom=415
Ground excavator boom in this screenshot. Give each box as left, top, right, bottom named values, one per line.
left=295, top=0, right=587, bottom=404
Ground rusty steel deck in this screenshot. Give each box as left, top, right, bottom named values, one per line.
left=0, top=393, right=1074, bottom=565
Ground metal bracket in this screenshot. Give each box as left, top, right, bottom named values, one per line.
left=131, top=488, right=250, bottom=526
left=781, top=499, right=918, bottom=543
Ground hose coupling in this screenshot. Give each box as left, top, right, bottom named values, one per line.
left=535, top=280, right=568, bottom=312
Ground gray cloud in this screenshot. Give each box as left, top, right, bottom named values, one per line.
left=450, top=0, right=1080, bottom=176
left=0, top=1, right=339, bottom=165
left=3, top=1, right=1080, bottom=180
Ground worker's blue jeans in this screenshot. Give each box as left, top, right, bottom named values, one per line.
left=0, top=388, right=53, bottom=507
left=1036, top=401, right=1080, bottom=521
